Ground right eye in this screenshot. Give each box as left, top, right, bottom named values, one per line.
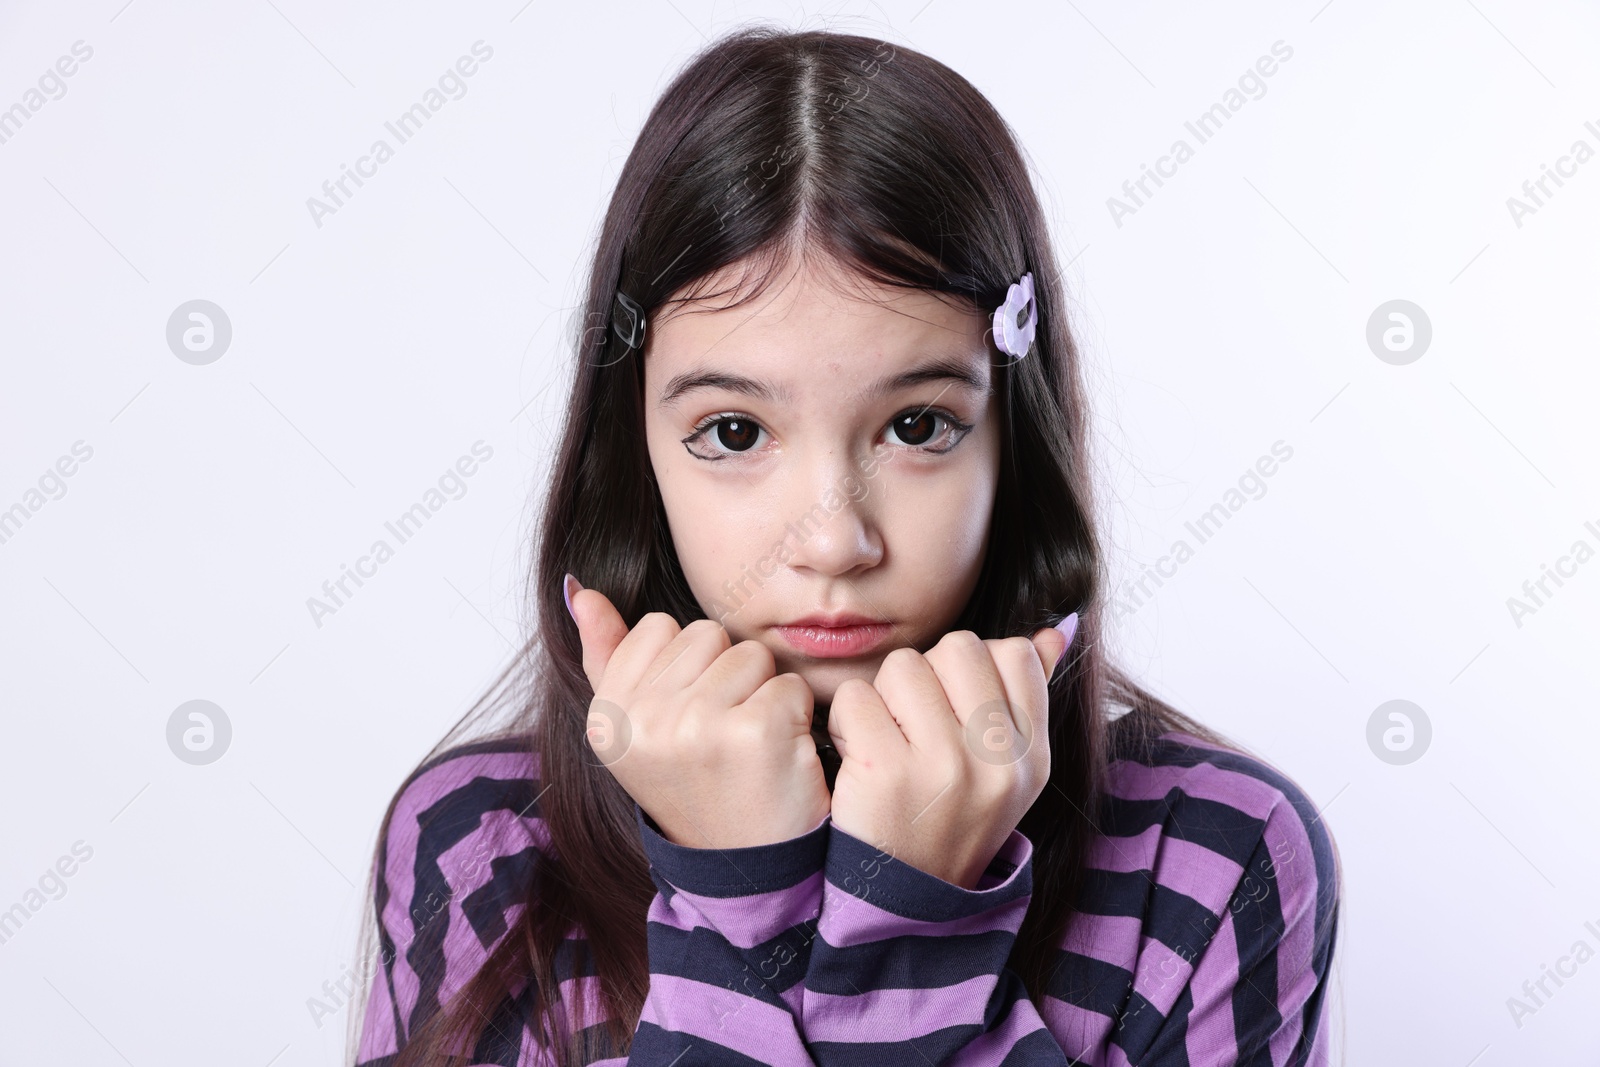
left=682, top=414, right=769, bottom=461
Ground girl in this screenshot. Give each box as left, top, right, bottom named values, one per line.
left=348, top=25, right=1341, bottom=1067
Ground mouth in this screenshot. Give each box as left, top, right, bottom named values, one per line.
left=772, top=621, right=893, bottom=658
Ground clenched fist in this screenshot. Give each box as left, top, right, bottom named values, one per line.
left=825, top=624, right=1072, bottom=889
left=567, top=575, right=832, bottom=850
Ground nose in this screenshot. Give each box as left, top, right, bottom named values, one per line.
left=779, top=446, right=884, bottom=577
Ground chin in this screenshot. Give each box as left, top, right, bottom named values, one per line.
left=794, top=659, right=881, bottom=708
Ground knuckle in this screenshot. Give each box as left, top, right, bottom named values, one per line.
left=882, top=646, right=922, bottom=670
left=987, top=636, right=1032, bottom=664
left=732, top=638, right=775, bottom=671
left=938, top=629, right=982, bottom=648
left=830, top=677, right=870, bottom=709
left=684, top=617, right=726, bottom=639
left=638, top=611, right=681, bottom=636
left=769, top=672, right=808, bottom=699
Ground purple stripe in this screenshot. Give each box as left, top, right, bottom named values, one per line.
left=1104, top=758, right=1281, bottom=821
left=1182, top=904, right=1240, bottom=1058
left=1061, top=910, right=1142, bottom=970
left=1148, top=834, right=1246, bottom=912
left=1129, top=933, right=1194, bottom=1016
left=1083, top=821, right=1163, bottom=874
left=637, top=973, right=815, bottom=1067
left=652, top=868, right=825, bottom=948
left=816, top=883, right=1025, bottom=949
left=803, top=973, right=999, bottom=1043
left=354, top=965, right=399, bottom=1059
left=377, top=881, right=422, bottom=1031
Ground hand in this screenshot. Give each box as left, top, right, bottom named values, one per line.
left=825, top=623, right=1072, bottom=889
left=567, top=577, right=832, bottom=850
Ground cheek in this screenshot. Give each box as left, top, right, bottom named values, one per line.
left=648, top=444, right=772, bottom=588
left=891, top=473, right=993, bottom=568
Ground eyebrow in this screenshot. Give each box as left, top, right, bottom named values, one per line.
left=657, top=353, right=991, bottom=408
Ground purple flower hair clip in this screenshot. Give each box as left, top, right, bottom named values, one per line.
left=991, top=271, right=1038, bottom=360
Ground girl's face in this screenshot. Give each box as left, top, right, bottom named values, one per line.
left=642, top=253, right=1002, bottom=708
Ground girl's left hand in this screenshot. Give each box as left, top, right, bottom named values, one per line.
left=825, top=624, right=1073, bottom=890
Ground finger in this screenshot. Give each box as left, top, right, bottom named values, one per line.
left=920, top=630, right=1009, bottom=733
left=569, top=578, right=677, bottom=695
left=984, top=636, right=1052, bottom=750
left=568, top=577, right=630, bottom=694
left=1028, top=626, right=1068, bottom=681
left=691, top=637, right=783, bottom=710
left=826, top=677, right=902, bottom=763
left=739, top=671, right=816, bottom=737
left=1045, top=612, right=1080, bottom=677
left=642, top=618, right=732, bottom=692
left=870, top=646, right=960, bottom=752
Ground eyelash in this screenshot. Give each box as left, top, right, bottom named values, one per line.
left=682, top=407, right=975, bottom=462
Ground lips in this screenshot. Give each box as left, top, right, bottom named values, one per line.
left=781, top=611, right=888, bottom=628
left=772, top=617, right=894, bottom=658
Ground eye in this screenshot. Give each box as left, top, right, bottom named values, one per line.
left=682, top=415, right=768, bottom=460
left=884, top=407, right=971, bottom=454
left=680, top=406, right=974, bottom=463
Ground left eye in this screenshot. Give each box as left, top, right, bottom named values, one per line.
left=683, top=416, right=769, bottom=459
left=886, top=410, right=947, bottom=448
left=884, top=408, right=970, bottom=453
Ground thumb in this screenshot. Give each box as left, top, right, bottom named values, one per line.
left=564, top=574, right=629, bottom=695
left=1030, top=612, right=1079, bottom=681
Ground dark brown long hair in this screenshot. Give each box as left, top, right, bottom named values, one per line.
left=346, top=24, right=1249, bottom=1067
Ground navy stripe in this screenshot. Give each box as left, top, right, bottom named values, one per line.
left=1229, top=832, right=1285, bottom=1066
left=1098, top=791, right=1267, bottom=869
left=643, top=918, right=810, bottom=1005
left=1073, top=867, right=1222, bottom=965
left=461, top=844, right=543, bottom=946
left=805, top=926, right=1018, bottom=996
left=823, top=823, right=1032, bottom=922
left=1044, top=948, right=1133, bottom=1017
left=636, top=802, right=830, bottom=899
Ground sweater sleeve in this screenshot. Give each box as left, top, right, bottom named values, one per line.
left=799, top=823, right=1072, bottom=1065
left=626, top=803, right=831, bottom=1066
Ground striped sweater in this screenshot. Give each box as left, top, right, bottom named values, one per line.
left=355, top=729, right=1339, bottom=1066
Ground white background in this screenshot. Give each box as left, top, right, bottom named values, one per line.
left=2, top=1, right=1597, bottom=1064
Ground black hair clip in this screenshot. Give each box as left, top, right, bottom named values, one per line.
left=612, top=290, right=647, bottom=350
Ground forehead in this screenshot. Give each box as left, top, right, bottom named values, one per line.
left=643, top=254, right=990, bottom=391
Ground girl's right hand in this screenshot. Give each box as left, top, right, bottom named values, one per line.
left=566, top=576, right=832, bottom=850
